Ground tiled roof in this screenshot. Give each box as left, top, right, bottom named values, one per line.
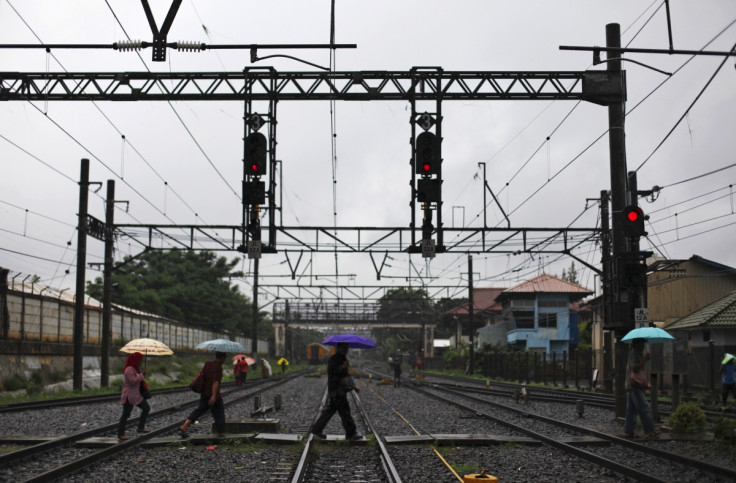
left=500, top=273, right=593, bottom=296
left=446, top=287, right=505, bottom=315
left=666, top=291, right=736, bottom=329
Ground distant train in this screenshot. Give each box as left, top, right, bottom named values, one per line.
left=306, top=343, right=335, bottom=364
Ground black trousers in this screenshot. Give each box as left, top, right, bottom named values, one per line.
left=187, top=395, right=226, bottom=434
left=118, top=399, right=151, bottom=437
left=310, top=394, right=356, bottom=437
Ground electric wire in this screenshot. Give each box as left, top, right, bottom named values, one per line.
left=634, top=40, right=736, bottom=172
left=102, top=0, right=240, bottom=203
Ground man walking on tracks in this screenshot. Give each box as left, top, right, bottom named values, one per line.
left=310, top=342, right=363, bottom=441
left=180, top=351, right=227, bottom=438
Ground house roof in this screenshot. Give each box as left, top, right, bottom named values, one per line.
left=446, top=287, right=505, bottom=316
left=649, top=254, right=736, bottom=274
left=497, top=273, right=593, bottom=300
left=666, top=290, right=736, bottom=329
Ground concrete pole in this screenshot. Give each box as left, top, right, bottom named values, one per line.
left=468, top=255, right=475, bottom=374
left=73, top=159, right=90, bottom=391
left=101, top=180, right=115, bottom=387
left=251, top=256, right=259, bottom=356
left=604, top=23, right=631, bottom=419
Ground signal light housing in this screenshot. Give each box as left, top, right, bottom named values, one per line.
left=415, top=131, right=440, bottom=175
left=622, top=205, right=646, bottom=238
left=244, top=132, right=267, bottom=176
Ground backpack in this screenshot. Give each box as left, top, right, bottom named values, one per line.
left=189, top=372, right=204, bottom=393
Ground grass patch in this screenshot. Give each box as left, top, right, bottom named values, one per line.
left=0, top=444, right=22, bottom=454
left=451, top=464, right=478, bottom=475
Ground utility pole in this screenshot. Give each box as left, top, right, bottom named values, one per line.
left=604, top=23, right=630, bottom=419
left=251, top=257, right=259, bottom=356
left=101, top=180, right=115, bottom=387
left=468, top=255, right=475, bottom=374
left=600, top=190, right=614, bottom=393
left=73, top=159, right=90, bottom=392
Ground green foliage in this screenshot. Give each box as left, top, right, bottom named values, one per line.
left=433, top=297, right=467, bottom=339
left=712, top=417, right=736, bottom=454
left=86, top=249, right=268, bottom=337
left=3, top=374, right=26, bottom=391
left=668, top=402, right=707, bottom=434
left=560, top=261, right=579, bottom=284
left=442, top=347, right=465, bottom=369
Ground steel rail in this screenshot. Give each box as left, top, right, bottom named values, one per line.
left=290, top=387, right=328, bottom=483
left=0, top=375, right=286, bottom=467
left=0, top=383, right=215, bottom=413
left=437, top=385, right=736, bottom=482
left=413, top=385, right=668, bottom=483
left=15, top=373, right=302, bottom=483
left=414, top=370, right=736, bottom=421
left=351, top=389, right=403, bottom=483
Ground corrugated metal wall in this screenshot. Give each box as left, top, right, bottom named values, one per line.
left=3, top=290, right=266, bottom=353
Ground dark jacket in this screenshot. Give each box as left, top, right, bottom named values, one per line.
left=327, top=351, right=349, bottom=396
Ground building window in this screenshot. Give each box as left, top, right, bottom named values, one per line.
left=703, top=330, right=711, bottom=342
left=538, top=300, right=567, bottom=308
left=538, top=312, right=557, bottom=328
left=510, top=299, right=534, bottom=308
left=512, top=310, right=535, bottom=329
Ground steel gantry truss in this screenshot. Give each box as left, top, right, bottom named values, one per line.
left=0, top=68, right=618, bottom=102
left=0, top=68, right=617, bottom=265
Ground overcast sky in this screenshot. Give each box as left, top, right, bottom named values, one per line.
left=1, top=0, right=735, bottom=307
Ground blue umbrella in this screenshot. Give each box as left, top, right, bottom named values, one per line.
left=620, top=327, right=675, bottom=344
left=322, top=334, right=376, bottom=349
left=195, top=338, right=247, bottom=353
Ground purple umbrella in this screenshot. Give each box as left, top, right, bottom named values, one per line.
left=322, top=334, right=376, bottom=349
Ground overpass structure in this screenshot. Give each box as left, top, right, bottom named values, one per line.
left=271, top=301, right=436, bottom=358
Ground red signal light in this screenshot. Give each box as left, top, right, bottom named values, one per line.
left=623, top=205, right=645, bottom=237
left=626, top=208, right=641, bottom=222
left=422, top=163, right=431, bottom=173
left=250, top=163, right=260, bottom=174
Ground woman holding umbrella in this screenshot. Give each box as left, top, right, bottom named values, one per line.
left=622, top=338, right=658, bottom=438
left=117, top=352, right=150, bottom=440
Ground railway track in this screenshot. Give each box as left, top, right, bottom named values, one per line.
left=0, top=374, right=300, bottom=483
left=291, top=385, right=402, bottom=482
left=411, top=368, right=735, bottom=421
left=418, top=383, right=736, bottom=482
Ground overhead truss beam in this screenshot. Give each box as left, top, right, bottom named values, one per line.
left=114, top=224, right=599, bottom=254
left=0, top=69, right=602, bottom=102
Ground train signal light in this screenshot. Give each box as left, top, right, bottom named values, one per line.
left=415, top=131, right=440, bottom=175
left=622, top=205, right=646, bottom=238
left=417, top=178, right=441, bottom=203
left=245, top=132, right=267, bottom=176
left=243, top=180, right=266, bottom=205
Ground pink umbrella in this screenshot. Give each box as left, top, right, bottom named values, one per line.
left=232, top=354, right=256, bottom=366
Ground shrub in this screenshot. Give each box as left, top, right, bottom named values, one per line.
left=712, top=417, right=736, bottom=454
left=668, top=402, right=706, bottom=434
left=3, top=374, right=26, bottom=391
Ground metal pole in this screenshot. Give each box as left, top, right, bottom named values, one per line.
left=251, top=257, right=259, bottom=356
left=0, top=268, right=8, bottom=339
left=605, top=23, right=630, bottom=420
left=101, top=180, right=115, bottom=388
left=73, top=158, right=90, bottom=392
left=468, top=255, right=474, bottom=374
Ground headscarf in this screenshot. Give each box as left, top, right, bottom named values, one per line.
left=124, top=352, right=144, bottom=374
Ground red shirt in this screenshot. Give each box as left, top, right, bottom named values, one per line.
left=201, top=360, right=223, bottom=399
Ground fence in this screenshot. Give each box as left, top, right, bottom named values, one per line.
left=1, top=286, right=267, bottom=354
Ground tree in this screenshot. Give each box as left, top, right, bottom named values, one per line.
left=86, top=249, right=266, bottom=336
left=560, top=261, right=579, bottom=284
left=433, top=297, right=468, bottom=339
left=373, top=288, right=434, bottom=358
